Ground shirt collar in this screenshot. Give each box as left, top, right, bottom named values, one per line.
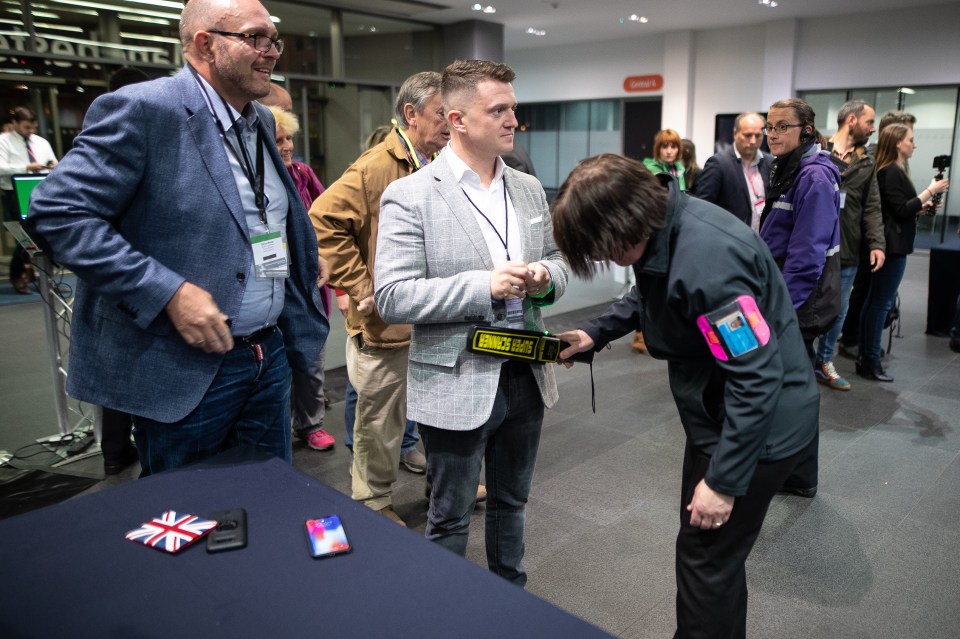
left=734, top=145, right=763, bottom=167
left=194, top=71, right=259, bottom=132
left=443, top=145, right=506, bottom=188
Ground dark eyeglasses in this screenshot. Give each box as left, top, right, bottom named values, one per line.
left=207, top=30, right=284, bottom=54
left=762, top=123, right=803, bottom=136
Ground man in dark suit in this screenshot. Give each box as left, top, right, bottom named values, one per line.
left=693, top=112, right=771, bottom=229
left=26, top=0, right=328, bottom=476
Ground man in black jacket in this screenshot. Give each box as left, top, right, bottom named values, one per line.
left=554, top=154, right=818, bottom=639
left=693, top=112, right=771, bottom=229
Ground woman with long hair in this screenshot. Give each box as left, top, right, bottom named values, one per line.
left=857, top=124, right=949, bottom=381
left=681, top=138, right=701, bottom=192
left=643, top=128, right=687, bottom=190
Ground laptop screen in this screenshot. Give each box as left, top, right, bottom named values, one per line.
left=11, top=174, right=45, bottom=219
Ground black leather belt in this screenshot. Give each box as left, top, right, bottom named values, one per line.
left=232, top=325, right=277, bottom=345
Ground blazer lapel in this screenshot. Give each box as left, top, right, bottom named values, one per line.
left=504, top=170, right=536, bottom=264
left=431, top=158, right=496, bottom=270
left=176, top=69, right=247, bottom=234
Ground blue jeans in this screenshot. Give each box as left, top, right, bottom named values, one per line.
left=343, top=379, right=418, bottom=451
left=418, top=362, right=544, bottom=587
left=816, top=264, right=858, bottom=363
left=859, top=254, right=907, bottom=362
left=133, top=329, right=292, bottom=477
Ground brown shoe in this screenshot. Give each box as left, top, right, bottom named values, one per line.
left=632, top=330, right=647, bottom=354
left=377, top=505, right=406, bottom=526
left=476, top=485, right=487, bottom=503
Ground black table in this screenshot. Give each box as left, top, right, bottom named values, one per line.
left=0, top=454, right=613, bottom=639
left=926, top=236, right=960, bottom=336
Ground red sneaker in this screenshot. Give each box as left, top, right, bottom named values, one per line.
left=305, top=429, right=335, bottom=451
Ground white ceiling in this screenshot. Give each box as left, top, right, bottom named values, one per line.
left=322, top=0, right=958, bottom=51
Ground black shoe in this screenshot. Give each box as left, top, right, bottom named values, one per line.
left=103, top=444, right=139, bottom=475
left=951, top=339, right=960, bottom=354
left=780, top=484, right=817, bottom=498
left=857, top=358, right=893, bottom=382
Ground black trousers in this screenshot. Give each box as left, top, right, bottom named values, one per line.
left=673, top=438, right=812, bottom=639
left=2, top=189, right=30, bottom=283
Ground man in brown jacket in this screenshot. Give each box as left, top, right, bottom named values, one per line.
left=311, top=71, right=448, bottom=525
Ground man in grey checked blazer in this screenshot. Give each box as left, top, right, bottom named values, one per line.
left=375, top=60, right=569, bottom=587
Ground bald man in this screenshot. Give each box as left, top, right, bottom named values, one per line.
left=26, top=0, right=328, bottom=476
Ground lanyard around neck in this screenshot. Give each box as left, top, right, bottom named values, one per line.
left=190, top=66, right=268, bottom=223
left=461, top=177, right=511, bottom=260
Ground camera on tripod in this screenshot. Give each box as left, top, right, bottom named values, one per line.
left=927, top=155, right=951, bottom=215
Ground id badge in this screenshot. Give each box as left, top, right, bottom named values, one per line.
left=505, top=296, right=525, bottom=329
left=696, top=295, right=770, bottom=361
left=251, top=223, right=289, bottom=280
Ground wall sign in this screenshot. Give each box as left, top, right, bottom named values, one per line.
left=623, top=74, right=663, bottom=93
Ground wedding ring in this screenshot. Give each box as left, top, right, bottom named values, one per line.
left=714, top=521, right=722, bottom=527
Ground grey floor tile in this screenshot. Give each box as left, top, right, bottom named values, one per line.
left=868, top=391, right=960, bottom=452
left=526, top=508, right=677, bottom=636
left=532, top=437, right=682, bottom=525
left=816, top=428, right=957, bottom=516
left=617, top=595, right=676, bottom=639
left=534, top=416, right=634, bottom=482
left=905, top=450, right=960, bottom=532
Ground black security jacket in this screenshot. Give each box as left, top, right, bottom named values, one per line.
left=581, top=178, right=819, bottom=496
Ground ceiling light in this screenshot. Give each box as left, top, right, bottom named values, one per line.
left=758, top=0, right=779, bottom=6
left=483, top=5, right=496, bottom=13
left=525, top=27, right=546, bottom=36
left=47, top=0, right=180, bottom=21
left=118, top=0, right=182, bottom=8
left=118, top=14, right=170, bottom=24
left=472, top=4, right=495, bottom=13
left=120, top=31, right=179, bottom=44
left=898, top=87, right=915, bottom=95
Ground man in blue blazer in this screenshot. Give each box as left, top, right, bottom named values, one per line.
left=693, top=112, right=772, bottom=229
left=26, top=0, right=328, bottom=476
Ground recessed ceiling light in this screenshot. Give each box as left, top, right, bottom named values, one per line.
left=472, top=3, right=495, bottom=13
left=759, top=0, right=779, bottom=7
left=525, top=27, right=546, bottom=36
left=623, top=15, right=649, bottom=24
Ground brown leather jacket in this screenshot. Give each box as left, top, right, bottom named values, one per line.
left=310, top=132, right=414, bottom=347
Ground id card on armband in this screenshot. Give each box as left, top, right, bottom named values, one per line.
left=251, top=223, right=289, bottom=280
left=696, top=295, right=771, bottom=361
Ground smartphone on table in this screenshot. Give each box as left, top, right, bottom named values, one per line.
left=206, top=508, right=248, bottom=552
left=305, top=515, right=352, bottom=559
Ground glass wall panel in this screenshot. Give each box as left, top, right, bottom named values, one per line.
left=342, top=12, right=437, bottom=82
left=801, top=90, right=847, bottom=138
left=517, top=99, right=621, bottom=190
left=268, top=1, right=332, bottom=77
left=902, top=87, right=957, bottom=239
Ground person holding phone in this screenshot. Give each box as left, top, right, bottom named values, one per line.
left=554, top=154, right=818, bottom=639
left=857, top=124, right=949, bottom=381
left=0, top=106, right=57, bottom=294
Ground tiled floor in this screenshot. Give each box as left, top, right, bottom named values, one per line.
left=2, top=252, right=958, bottom=638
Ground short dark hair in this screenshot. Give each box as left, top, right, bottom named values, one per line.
left=878, top=110, right=916, bottom=133
left=768, top=98, right=816, bottom=129
left=441, top=59, right=515, bottom=112
left=11, top=106, right=37, bottom=123
left=551, top=154, right=667, bottom=278
left=836, top=99, right=870, bottom=128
